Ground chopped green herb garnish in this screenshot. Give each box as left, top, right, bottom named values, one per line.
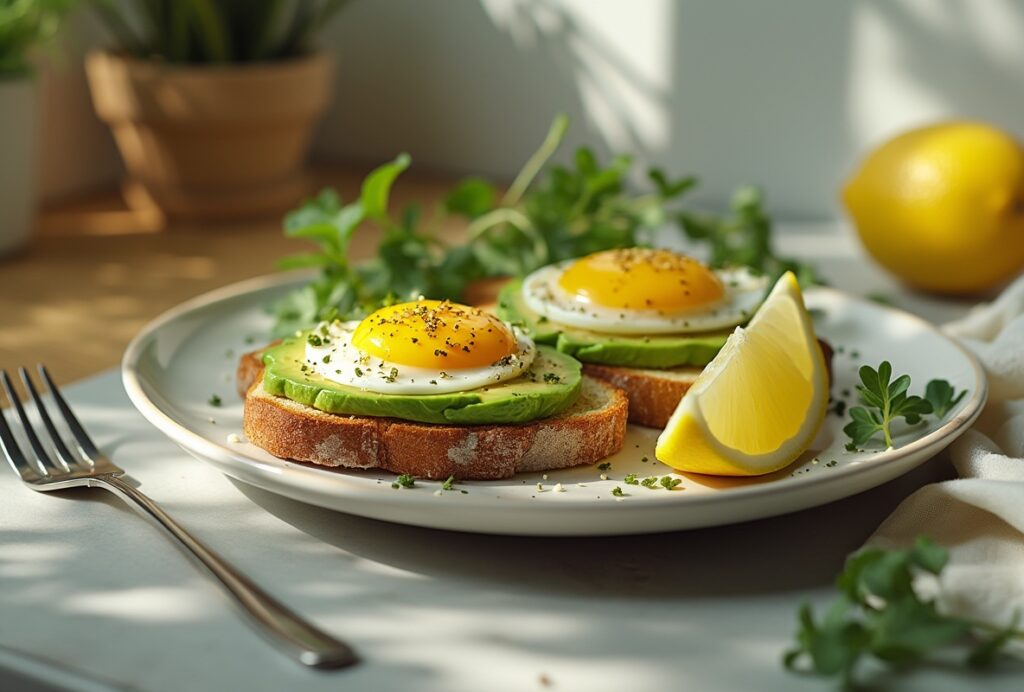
left=640, top=476, right=659, bottom=489
left=542, top=372, right=562, bottom=384
left=307, top=333, right=322, bottom=347
left=623, top=473, right=639, bottom=485
left=208, top=394, right=222, bottom=407
left=441, top=475, right=455, bottom=491
left=611, top=486, right=625, bottom=497
left=391, top=474, right=415, bottom=489
left=659, top=476, right=682, bottom=490
left=597, top=462, right=611, bottom=471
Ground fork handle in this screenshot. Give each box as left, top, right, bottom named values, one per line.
left=95, top=475, right=358, bottom=669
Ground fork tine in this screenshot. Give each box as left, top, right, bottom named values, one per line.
left=19, top=368, right=80, bottom=471
left=0, top=370, right=55, bottom=475
left=39, top=364, right=103, bottom=461
left=0, top=375, right=40, bottom=482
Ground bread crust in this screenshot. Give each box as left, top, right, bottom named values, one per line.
left=581, top=363, right=698, bottom=429
left=239, top=351, right=628, bottom=480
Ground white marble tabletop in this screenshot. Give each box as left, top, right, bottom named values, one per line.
left=2, top=225, right=1022, bottom=691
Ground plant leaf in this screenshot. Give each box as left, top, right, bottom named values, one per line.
left=361, top=153, right=411, bottom=222
left=446, top=177, right=496, bottom=218
left=925, top=379, right=966, bottom=419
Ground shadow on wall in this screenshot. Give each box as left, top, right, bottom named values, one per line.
left=315, top=0, right=858, bottom=218
left=315, top=0, right=1024, bottom=221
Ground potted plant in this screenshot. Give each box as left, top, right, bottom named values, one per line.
left=0, top=0, right=72, bottom=256
left=86, top=1, right=348, bottom=222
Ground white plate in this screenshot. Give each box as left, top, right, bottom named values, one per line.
left=122, top=274, right=987, bottom=536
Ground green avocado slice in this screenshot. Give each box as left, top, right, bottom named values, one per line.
left=261, top=336, right=582, bottom=425
left=497, top=279, right=731, bottom=368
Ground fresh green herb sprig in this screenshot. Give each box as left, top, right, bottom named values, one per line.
left=785, top=536, right=1022, bottom=686
left=446, top=115, right=697, bottom=278
left=271, top=114, right=809, bottom=337
left=679, top=186, right=819, bottom=288
left=843, top=362, right=964, bottom=448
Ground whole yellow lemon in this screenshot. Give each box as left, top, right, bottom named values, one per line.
left=843, top=121, right=1024, bottom=295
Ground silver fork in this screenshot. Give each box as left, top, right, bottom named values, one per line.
left=0, top=365, right=358, bottom=670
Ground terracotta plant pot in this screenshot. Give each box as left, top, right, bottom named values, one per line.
left=85, top=51, right=333, bottom=221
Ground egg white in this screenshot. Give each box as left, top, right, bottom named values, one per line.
left=521, top=262, right=769, bottom=335
left=304, top=320, right=537, bottom=395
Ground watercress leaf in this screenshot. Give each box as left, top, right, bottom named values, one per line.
left=878, top=360, right=893, bottom=389
left=844, top=417, right=881, bottom=446
left=361, top=153, right=411, bottom=222
left=925, top=379, right=966, bottom=419
left=909, top=536, right=948, bottom=574
left=967, top=611, right=1022, bottom=669
left=275, top=252, right=333, bottom=270
left=284, top=221, right=340, bottom=243
left=891, top=394, right=932, bottom=423
left=848, top=406, right=877, bottom=426
left=837, top=547, right=886, bottom=602
left=575, top=147, right=598, bottom=176
left=859, top=548, right=916, bottom=601
left=805, top=613, right=870, bottom=676
left=856, top=384, right=885, bottom=410
left=649, top=168, right=697, bottom=199
left=869, top=598, right=970, bottom=663
left=446, top=177, right=496, bottom=218
left=888, top=374, right=912, bottom=399
left=333, top=202, right=365, bottom=253
left=859, top=364, right=883, bottom=395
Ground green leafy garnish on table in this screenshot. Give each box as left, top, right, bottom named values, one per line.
left=785, top=536, right=1022, bottom=686
left=842, top=362, right=964, bottom=449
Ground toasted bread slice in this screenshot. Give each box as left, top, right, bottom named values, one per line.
left=581, top=364, right=699, bottom=429
left=238, top=350, right=628, bottom=480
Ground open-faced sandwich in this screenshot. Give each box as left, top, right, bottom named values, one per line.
left=498, top=247, right=770, bottom=427
left=237, top=299, right=627, bottom=479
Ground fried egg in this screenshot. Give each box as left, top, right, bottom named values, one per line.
left=306, top=300, right=536, bottom=395
left=521, top=248, right=768, bottom=335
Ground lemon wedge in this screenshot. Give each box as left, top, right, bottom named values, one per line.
left=655, top=271, right=828, bottom=476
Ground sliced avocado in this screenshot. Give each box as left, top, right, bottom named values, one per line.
left=262, top=336, right=581, bottom=425
left=497, top=279, right=730, bottom=368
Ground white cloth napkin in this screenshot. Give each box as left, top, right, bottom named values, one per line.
left=870, top=273, right=1024, bottom=652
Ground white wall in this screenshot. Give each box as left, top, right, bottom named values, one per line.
left=38, top=0, right=1024, bottom=220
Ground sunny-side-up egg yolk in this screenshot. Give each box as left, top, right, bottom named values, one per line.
left=521, top=248, right=769, bottom=335
left=305, top=300, right=537, bottom=395
left=558, top=248, right=726, bottom=312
